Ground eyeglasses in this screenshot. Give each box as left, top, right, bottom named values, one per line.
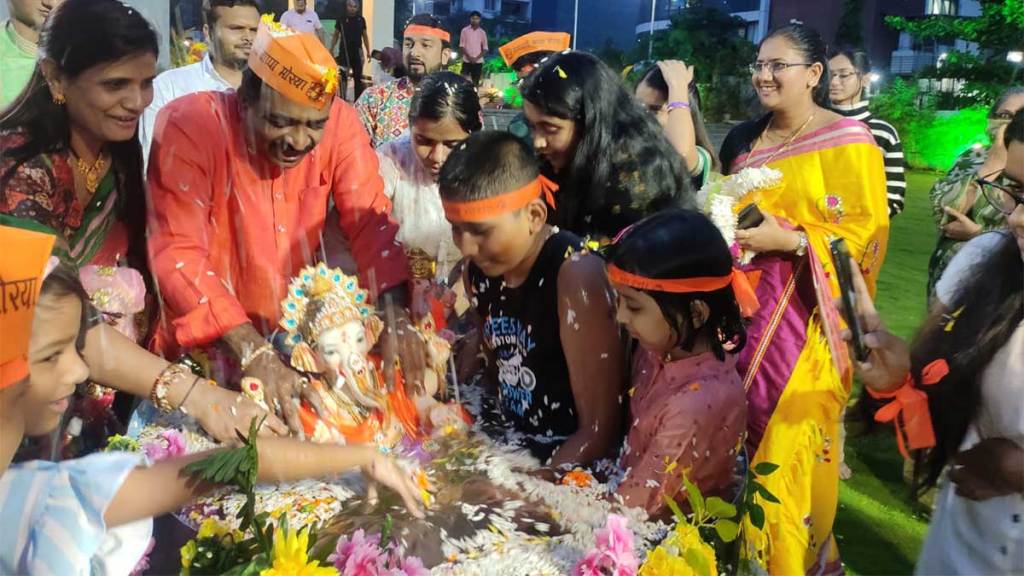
left=748, top=61, right=813, bottom=76
left=831, top=71, right=859, bottom=82
left=977, top=176, right=1024, bottom=215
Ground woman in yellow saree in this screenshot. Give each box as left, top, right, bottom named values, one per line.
left=719, top=25, right=890, bottom=574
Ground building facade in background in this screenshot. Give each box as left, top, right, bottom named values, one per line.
left=635, top=0, right=770, bottom=44
left=633, top=0, right=981, bottom=78
left=888, top=0, right=980, bottom=76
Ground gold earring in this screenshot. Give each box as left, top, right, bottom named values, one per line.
left=52, top=93, right=65, bottom=105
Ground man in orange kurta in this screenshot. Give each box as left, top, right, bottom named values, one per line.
left=147, top=19, right=423, bottom=433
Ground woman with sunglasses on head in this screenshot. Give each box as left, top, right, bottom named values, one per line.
left=718, top=24, right=890, bottom=575
left=840, top=108, right=1024, bottom=576
left=829, top=46, right=906, bottom=218
left=925, top=86, right=1024, bottom=300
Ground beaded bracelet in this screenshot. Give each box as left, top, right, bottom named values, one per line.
left=666, top=101, right=691, bottom=112
left=150, top=363, right=191, bottom=414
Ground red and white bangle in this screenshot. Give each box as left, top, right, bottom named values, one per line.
left=666, top=101, right=691, bottom=112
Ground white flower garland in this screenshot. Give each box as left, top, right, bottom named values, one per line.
left=134, top=387, right=668, bottom=574
left=696, top=166, right=784, bottom=265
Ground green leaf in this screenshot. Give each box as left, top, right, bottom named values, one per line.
left=752, top=462, right=779, bottom=476
left=748, top=503, right=765, bottom=530
left=663, top=494, right=688, bottom=524
left=756, top=484, right=781, bottom=504
left=683, top=544, right=714, bottom=576
left=380, top=514, right=393, bottom=547
left=714, top=518, right=740, bottom=542
left=705, top=496, right=737, bottom=520
left=682, top=475, right=705, bottom=519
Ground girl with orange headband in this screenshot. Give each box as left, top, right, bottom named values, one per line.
left=604, top=209, right=751, bottom=519
left=440, top=131, right=625, bottom=468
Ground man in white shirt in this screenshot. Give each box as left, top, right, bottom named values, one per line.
left=280, top=0, right=322, bottom=36
left=139, top=0, right=259, bottom=165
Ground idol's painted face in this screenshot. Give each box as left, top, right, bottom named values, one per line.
left=47, top=52, right=157, bottom=145
left=246, top=86, right=330, bottom=168
left=317, top=321, right=372, bottom=377
left=411, top=116, right=471, bottom=180
left=523, top=100, right=578, bottom=173
left=24, top=293, right=88, bottom=437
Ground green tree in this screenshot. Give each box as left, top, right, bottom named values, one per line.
left=886, top=0, right=1024, bottom=105
left=644, top=0, right=757, bottom=121
left=835, top=0, right=864, bottom=47
left=871, top=77, right=991, bottom=170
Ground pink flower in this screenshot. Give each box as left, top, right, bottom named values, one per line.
left=386, top=556, right=430, bottom=576
left=572, top=514, right=638, bottom=576
left=330, top=530, right=386, bottom=575
left=162, top=430, right=187, bottom=457
left=573, top=551, right=606, bottom=576
left=143, top=429, right=187, bottom=461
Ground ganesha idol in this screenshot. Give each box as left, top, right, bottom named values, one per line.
left=268, top=263, right=468, bottom=449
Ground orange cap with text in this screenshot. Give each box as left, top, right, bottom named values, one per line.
left=248, top=15, right=339, bottom=110
left=0, top=226, right=56, bottom=388
left=500, top=32, right=571, bottom=67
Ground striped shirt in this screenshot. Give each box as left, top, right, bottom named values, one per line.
left=833, top=101, right=906, bottom=217
left=0, top=452, right=150, bottom=575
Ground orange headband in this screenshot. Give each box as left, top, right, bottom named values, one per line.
left=443, top=175, right=558, bottom=222
left=404, top=24, right=450, bottom=43
left=607, top=264, right=760, bottom=318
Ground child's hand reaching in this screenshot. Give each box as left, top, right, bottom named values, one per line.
left=363, top=452, right=427, bottom=519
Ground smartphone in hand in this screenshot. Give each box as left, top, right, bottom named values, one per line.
left=830, top=238, right=869, bottom=362
left=737, top=203, right=765, bottom=230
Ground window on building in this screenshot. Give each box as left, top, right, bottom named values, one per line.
left=484, top=0, right=497, bottom=10
left=742, top=21, right=758, bottom=41
left=926, top=0, right=957, bottom=15
left=433, top=0, right=451, bottom=15
left=502, top=0, right=527, bottom=18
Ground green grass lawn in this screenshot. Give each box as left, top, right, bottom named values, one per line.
left=834, top=170, right=940, bottom=575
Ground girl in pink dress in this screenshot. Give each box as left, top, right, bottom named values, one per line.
left=605, top=209, right=756, bottom=519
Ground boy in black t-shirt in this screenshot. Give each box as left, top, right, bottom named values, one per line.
left=440, top=131, right=625, bottom=466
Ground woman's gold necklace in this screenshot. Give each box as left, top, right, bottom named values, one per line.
left=750, top=111, right=816, bottom=167
left=71, top=150, right=110, bottom=194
